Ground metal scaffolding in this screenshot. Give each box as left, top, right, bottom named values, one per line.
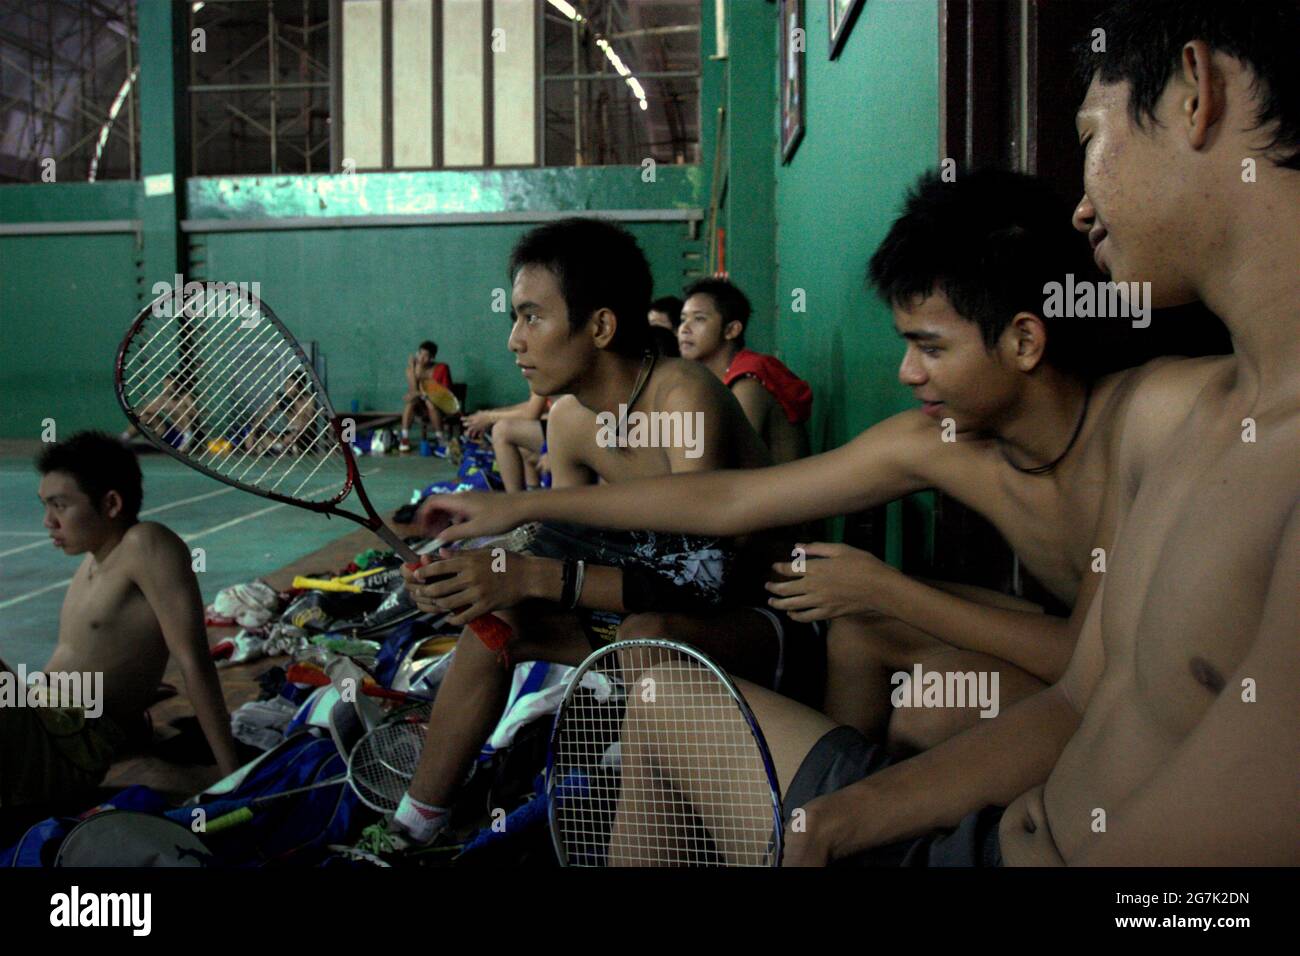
left=188, top=0, right=331, bottom=177
left=0, top=0, right=139, bottom=183
left=542, top=0, right=700, bottom=167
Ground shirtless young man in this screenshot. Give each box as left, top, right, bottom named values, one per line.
left=418, top=170, right=1161, bottom=751
left=677, top=278, right=812, bottom=464
left=481, top=0, right=1300, bottom=867
left=399, top=341, right=454, bottom=453
left=0, top=433, right=240, bottom=808
left=388, top=217, right=777, bottom=846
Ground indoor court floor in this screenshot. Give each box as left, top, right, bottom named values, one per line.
left=0, top=439, right=454, bottom=669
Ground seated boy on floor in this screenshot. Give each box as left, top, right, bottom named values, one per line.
left=391, top=217, right=823, bottom=847
left=677, top=278, right=812, bottom=463
left=416, top=169, right=1172, bottom=753
left=0, top=432, right=240, bottom=809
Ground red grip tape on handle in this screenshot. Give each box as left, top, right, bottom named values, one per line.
left=406, top=561, right=514, bottom=657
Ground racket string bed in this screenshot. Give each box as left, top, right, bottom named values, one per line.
left=119, top=289, right=350, bottom=505
left=549, top=642, right=781, bottom=867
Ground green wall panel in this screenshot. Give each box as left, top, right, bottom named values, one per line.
left=187, top=166, right=705, bottom=221
left=0, top=182, right=138, bottom=223
left=769, top=0, right=939, bottom=561
left=0, top=233, right=141, bottom=438
left=195, top=220, right=695, bottom=414
left=774, top=0, right=939, bottom=451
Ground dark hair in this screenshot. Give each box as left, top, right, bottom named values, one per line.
left=37, top=431, right=143, bottom=522
left=683, top=277, right=752, bottom=349
left=869, top=169, right=1095, bottom=367
left=649, top=296, right=684, bottom=327
left=509, top=217, right=651, bottom=357
left=418, top=341, right=438, bottom=358
left=649, top=325, right=680, bottom=358
left=1079, top=1, right=1300, bottom=169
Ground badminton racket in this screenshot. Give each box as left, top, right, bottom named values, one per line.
left=205, top=704, right=431, bottom=832
left=546, top=638, right=782, bottom=867
left=114, top=285, right=512, bottom=654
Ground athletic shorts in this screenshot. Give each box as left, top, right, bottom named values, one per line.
left=783, top=725, right=1004, bottom=867
left=515, top=521, right=733, bottom=647
left=0, top=705, right=126, bottom=809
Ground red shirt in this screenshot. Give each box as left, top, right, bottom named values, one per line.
left=723, top=348, right=813, bottom=424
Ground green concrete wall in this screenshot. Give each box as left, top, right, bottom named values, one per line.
left=193, top=214, right=697, bottom=413
left=771, top=0, right=939, bottom=560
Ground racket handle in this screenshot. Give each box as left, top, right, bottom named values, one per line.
left=468, top=614, right=513, bottom=654
left=205, top=807, right=254, bottom=833
left=403, top=561, right=515, bottom=654
left=284, top=663, right=428, bottom=703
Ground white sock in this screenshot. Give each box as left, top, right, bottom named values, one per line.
left=393, top=792, right=448, bottom=844
left=401, top=428, right=410, bottom=440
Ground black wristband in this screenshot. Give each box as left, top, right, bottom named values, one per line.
left=559, top=558, right=577, bottom=608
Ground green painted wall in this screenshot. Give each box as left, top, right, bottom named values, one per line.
left=195, top=217, right=697, bottom=413
left=771, top=0, right=939, bottom=559
left=0, top=232, right=142, bottom=437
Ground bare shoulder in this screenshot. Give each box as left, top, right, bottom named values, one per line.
left=119, top=521, right=191, bottom=568
left=650, top=356, right=729, bottom=410
left=1118, top=355, right=1229, bottom=427
left=545, top=394, right=588, bottom=429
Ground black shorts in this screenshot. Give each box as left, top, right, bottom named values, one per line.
left=783, top=726, right=1004, bottom=867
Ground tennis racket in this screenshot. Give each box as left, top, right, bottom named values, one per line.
left=546, top=638, right=783, bottom=867
left=114, top=285, right=512, bottom=654
left=206, top=703, right=432, bottom=832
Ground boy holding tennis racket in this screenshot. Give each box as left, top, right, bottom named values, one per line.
left=393, top=218, right=817, bottom=847
left=1, top=432, right=241, bottom=808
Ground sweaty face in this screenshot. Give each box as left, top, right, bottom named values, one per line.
left=508, top=265, right=595, bottom=396
left=39, top=471, right=114, bottom=555
left=676, top=294, right=730, bottom=362
left=895, top=293, right=1020, bottom=433
left=1072, top=76, right=1199, bottom=307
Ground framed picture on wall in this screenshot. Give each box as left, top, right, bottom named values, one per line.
left=780, top=0, right=805, bottom=163
left=828, top=0, right=866, bottom=59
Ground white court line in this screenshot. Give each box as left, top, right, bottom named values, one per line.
left=0, top=486, right=238, bottom=559
left=0, top=470, right=382, bottom=610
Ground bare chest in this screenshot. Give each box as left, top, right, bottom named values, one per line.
left=57, top=563, right=160, bottom=661
left=1102, top=432, right=1293, bottom=734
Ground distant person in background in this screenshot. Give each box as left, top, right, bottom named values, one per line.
left=648, top=295, right=683, bottom=358
left=120, top=373, right=198, bottom=451
left=400, top=340, right=454, bottom=454
left=677, top=278, right=812, bottom=463
left=648, top=295, right=682, bottom=332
